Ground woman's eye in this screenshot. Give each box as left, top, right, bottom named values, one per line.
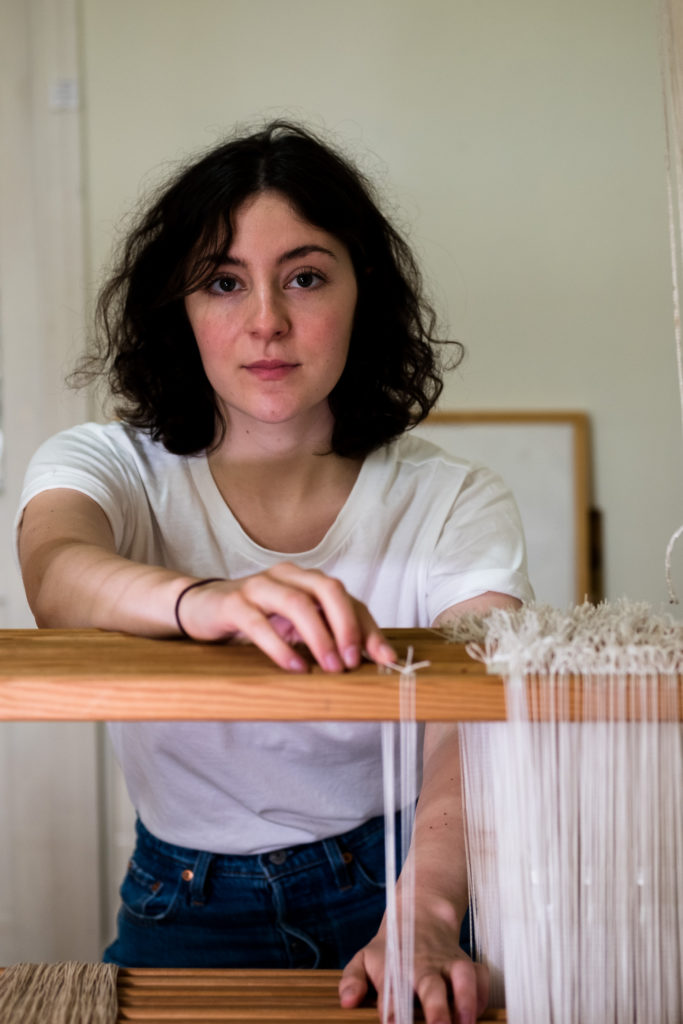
left=208, top=275, right=240, bottom=294
left=290, top=270, right=324, bottom=289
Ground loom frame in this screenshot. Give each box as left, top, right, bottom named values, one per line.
left=2, top=626, right=681, bottom=1022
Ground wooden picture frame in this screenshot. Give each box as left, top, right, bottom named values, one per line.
left=411, top=411, right=596, bottom=607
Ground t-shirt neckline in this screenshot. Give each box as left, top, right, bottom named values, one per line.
left=187, top=444, right=389, bottom=561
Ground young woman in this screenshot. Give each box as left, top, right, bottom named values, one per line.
left=16, top=121, right=532, bottom=1024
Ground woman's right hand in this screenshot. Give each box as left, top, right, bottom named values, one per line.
left=173, top=564, right=396, bottom=672
left=19, top=489, right=395, bottom=672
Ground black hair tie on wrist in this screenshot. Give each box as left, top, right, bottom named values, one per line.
left=174, top=578, right=225, bottom=640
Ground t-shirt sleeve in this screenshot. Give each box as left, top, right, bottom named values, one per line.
left=14, top=423, right=138, bottom=558
left=426, top=463, right=534, bottom=623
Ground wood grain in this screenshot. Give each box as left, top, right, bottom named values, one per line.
left=115, top=969, right=508, bottom=1022
left=0, top=628, right=505, bottom=722
left=0, top=628, right=680, bottom=722
left=0, top=967, right=507, bottom=1022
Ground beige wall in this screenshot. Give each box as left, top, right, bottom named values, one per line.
left=81, top=0, right=683, bottom=607
left=1, top=0, right=99, bottom=963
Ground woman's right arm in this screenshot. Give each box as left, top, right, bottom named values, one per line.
left=19, top=489, right=198, bottom=634
left=18, top=489, right=394, bottom=672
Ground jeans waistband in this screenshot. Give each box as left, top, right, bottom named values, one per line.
left=134, top=813, right=387, bottom=884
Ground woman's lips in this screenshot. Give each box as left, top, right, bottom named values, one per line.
left=244, top=360, right=299, bottom=381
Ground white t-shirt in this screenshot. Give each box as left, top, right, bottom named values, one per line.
left=17, top=422, right=532, bottom=854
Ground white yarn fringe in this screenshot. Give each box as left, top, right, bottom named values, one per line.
left=660, top=0, right=683, bottom=602
left=453, top=601, right=683, bottom=1023
left=381, top=647, right=428, bottom=1024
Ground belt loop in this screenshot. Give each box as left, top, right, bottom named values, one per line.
left=184, top=850, right=213, bottom=906
left=322, top=837, right=354, bottom=891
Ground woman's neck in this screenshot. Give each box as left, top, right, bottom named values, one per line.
left=207, top=419, right=362, bottom=552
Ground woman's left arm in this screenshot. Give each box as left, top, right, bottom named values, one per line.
left=339, top=590, right=520, bottom=1024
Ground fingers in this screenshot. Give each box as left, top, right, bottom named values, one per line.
left=264, top=566, right=364, bottom=670
left=261, top=567, right=396, bottom=670
left=473, top=962, right=490, bottom=1019
left=223, top=598, right=313, bottom=672
left=363, top=623, right=396, bottom=667
left=338, top=926, right=485, bottom=1024
left=180, top=564, right=396, bottom=672
left=338, top=952, right=370, bottom=1009
left=447, top=958, right=489, bottom=1024
left=404, top=958, right=485, bottom=1024
left=422, top=959, right=487, bottom=1024
left=414, top=971, right=454, bottom=1024
left=342, top=960, right=483, bottom=1024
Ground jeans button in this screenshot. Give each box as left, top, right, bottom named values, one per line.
left=268, top=850, right=287, bottom=865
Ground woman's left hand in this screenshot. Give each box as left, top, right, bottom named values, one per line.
left=338, top=900, right=489, bottom=1023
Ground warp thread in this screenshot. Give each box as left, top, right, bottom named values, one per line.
left=659, top=0, right=683, bottom=600
left=0, top=961, right=118, bottom=1024
left=380, top=645, right=429, bottom=1024
left=455, top=601, right=683, bottom=1023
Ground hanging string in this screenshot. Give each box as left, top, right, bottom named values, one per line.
left=380, top=645, right=430, bottom=1024
left=457, top=601, right=683, bottom=1022
left=659, top=0, right=683, bottom=601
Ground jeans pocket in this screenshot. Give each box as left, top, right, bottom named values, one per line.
left=119, top=856, right=182, bottom=923
left=345, top=842, right=386, bottom=892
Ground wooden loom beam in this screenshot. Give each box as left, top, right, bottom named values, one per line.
left=0, top=627, right=680, bottom=722
left=0, top=627, right=510, bottom=1022
left=0, top=627, right=499, bottom=722
left=0, top=967, right=507, bottom=1022
left=115, top=969, right=508, bottom=1021
left=1, top=627, right=680, bottom=1021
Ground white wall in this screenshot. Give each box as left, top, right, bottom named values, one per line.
left=2, top=0, right=680, bottom=963
left=0, top=0, right=99, bottom=963
left=79, top=0, right=683, bottom=608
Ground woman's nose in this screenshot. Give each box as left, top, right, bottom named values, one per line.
left=246, top=285, right=289, bottom=340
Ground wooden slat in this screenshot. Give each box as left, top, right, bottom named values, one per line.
left=0, top=628, right=680, bottom=722
left=0, top=966, right=508, bottom=1021
left=0, top=628, right=506, bottom=722
left=114, top=969, right=508, bottom=1022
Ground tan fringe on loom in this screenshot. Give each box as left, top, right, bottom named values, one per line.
left=0, top=962, right=118, bottom=1023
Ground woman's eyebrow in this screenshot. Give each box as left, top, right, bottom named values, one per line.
left=217, top=244, right=339, bottom=269
left=278, top=244, right=338, bottom=264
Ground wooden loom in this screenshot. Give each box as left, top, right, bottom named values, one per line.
left=1, top=627, right=681, bottom=1022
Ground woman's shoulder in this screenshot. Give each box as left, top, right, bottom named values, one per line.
left=369, top=432, right=518, bottom=518
left=24, top=422, right=197, bottom=500
left=390, top=431, right=473, bottom=469
left=38, top=421, right=184, bottom=463
left=381, top=432, right=500, bottom=490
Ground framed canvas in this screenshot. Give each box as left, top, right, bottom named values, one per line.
left=412, top=411, right=596, bottom=607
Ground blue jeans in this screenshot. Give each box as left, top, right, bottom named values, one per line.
left=103, top=816, right=472, bottom=969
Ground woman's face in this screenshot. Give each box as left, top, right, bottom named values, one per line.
left=184, top=190, right=358, bottom=440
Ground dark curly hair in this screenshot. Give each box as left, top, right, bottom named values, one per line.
left=78, top=120, right=462, bottom=457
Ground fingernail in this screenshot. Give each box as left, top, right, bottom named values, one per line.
left=338, top=986, right=356, bottom=1006
left=379, top=643, right=396, bottom=663
left=343, top=644, right=360, bottom=668
left=289, top=656, right=307, bottom=671
left=324, top=652, right=343, bottom=672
